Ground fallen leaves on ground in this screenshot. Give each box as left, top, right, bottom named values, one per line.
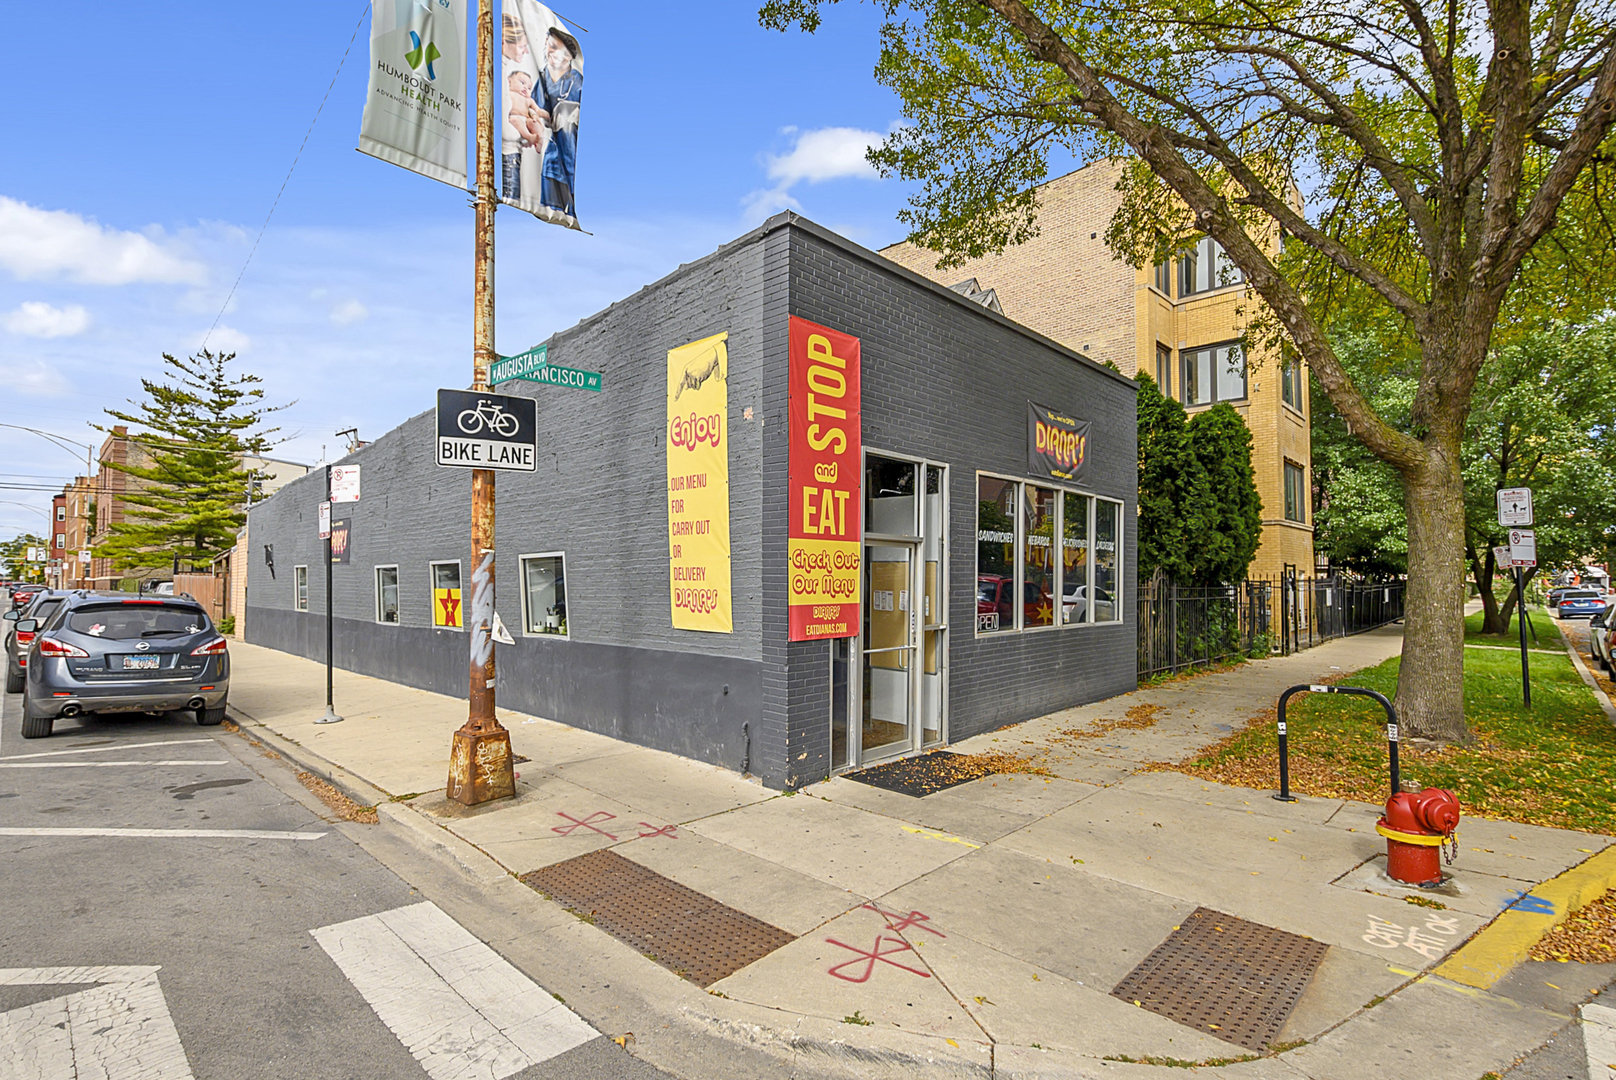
left=1058, top=703, right=1167, bottom=742
left=1530, top=889, right=1616, bottom=964
left=938, top=750, right=1053, bottom=779
left=297, top=771, right=379, bottom=824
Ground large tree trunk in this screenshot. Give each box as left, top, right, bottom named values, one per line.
left=1396, top=444, right=1473, bottom=743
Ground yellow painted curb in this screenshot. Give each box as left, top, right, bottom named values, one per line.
left=1433, top=846, right=1616, bottom=989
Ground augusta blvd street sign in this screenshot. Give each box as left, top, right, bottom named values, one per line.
left=436, top=388, right=537, bottom=471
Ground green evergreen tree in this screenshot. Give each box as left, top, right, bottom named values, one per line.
left=1186, top=403, right=1264, bottom=585
left=1134, top=373, right=1202, bottom=583
left=96, top=351, right=285, bottom=575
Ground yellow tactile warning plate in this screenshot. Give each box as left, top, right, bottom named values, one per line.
left=521, top=848, right=795, bottom=987
left=1111, top=906, right=1328, bottom=1051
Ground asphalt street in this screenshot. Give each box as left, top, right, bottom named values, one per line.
left=0, top=685, right=674, bottom=1080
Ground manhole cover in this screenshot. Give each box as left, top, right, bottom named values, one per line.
left=521, top=849, right=795, bottom=987
left=1111, top=907, right=1328, bottom=1051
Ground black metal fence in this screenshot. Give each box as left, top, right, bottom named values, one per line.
left=1137, top=571, right=1405, bottom=679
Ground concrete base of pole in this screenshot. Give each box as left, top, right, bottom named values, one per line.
left=446, top=726, right=515, bottom=806
left=314, top=708, right=345, bottom=725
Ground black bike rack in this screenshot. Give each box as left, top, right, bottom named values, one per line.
left=1274, top=683, right=1400, bottom=802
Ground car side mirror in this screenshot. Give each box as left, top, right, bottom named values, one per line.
left=15, top=619, right=38, bottom=633
left=2, top=610, right=16, bottom=622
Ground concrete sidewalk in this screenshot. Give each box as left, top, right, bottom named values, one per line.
left=225, top=627, right=1616, bottom=1079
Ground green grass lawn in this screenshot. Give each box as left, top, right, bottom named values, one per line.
left=1464, top=604, right=1562, bottom=647
left=1168, top=638, right=1616, bottom=835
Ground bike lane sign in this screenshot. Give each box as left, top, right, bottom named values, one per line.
left=435, top=388, right=537, bottom=471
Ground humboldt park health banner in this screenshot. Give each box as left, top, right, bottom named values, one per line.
left=500, top=0, right=583, bottom=230
left=359, top=0, right=469, bottom=188
left=667, top=333, right=732, bottom=633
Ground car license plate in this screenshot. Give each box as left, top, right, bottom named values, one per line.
left=123, top=656, right=161, bottom=671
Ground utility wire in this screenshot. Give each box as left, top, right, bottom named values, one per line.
left=201, top=3, right=368, bottom=352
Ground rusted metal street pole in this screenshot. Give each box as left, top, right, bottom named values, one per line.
left=447, top=0, right=515, bottom=806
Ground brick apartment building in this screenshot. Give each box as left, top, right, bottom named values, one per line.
left=882, top=159, right=1315, bottom=581
left=48, top=493, right=66, bottom=587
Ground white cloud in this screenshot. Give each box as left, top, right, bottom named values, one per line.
left=329, top=299, right=369, bottom=325
left=3, top=301, right=90, bottom=338
left=744, top=126, right=888, bottom=224
left=199, top=325, right=251, bottom=354
left=766, top=126, right=884, bottom=185
left=0, top=196, right=207, bottom=286
left=7, top=358, right=70, bottom=396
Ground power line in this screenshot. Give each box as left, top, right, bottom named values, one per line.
left=201, top=3, right=368, bottom=352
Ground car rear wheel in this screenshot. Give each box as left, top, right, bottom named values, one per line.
left=20, top=699, right=52, bottom=739
left=5, top=664, right=21, bottom=694
left=196, top=706, right=227, bottom=726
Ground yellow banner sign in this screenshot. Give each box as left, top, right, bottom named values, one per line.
left=433, top=587, right=463, bottom=628
left=667, top=332, right=733, bottom=632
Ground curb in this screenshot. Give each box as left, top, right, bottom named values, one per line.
left=223, top=704, right=391, bottom=810
left=1433, top=846, right=1616, bottom=989
left=1556, top=621, right=1616, bottom=727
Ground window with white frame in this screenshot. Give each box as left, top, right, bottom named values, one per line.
left=976, top=474, right=1123, bottom=634
left=521, top=553, right=567, bottom=637
left=1181, top=341, right=1247, bottom=406
left=375, top=565, right=399, bottom=624
left=294, top=566, right=308, bottom=611
left=430, top=561, right=463, bottom=630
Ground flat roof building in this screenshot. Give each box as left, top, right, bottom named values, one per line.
left=245, top=214, right=1138, bottom=788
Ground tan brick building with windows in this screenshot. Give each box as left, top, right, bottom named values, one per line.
left=881, top=159, right=1314, bottom=581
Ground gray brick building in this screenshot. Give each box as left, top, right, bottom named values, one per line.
left=245, top=214, right=1137, bottom=788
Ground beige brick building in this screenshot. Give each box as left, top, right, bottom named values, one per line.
left=881, top=160, right=1315, bottom=582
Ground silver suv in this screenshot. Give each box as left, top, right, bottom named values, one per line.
left=20, top=594, right=229, bottom=739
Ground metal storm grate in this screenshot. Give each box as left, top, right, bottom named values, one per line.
left=521, top=849, right=795, bottom=987
left=1111, top=907, right=1328, bottom=1051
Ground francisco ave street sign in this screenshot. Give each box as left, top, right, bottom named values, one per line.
left=435, top=388, right=537, bottom=471
left=491, top=344, right=603, bottom=392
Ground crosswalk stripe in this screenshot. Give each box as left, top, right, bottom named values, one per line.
left=0, top=738, right=215, bottom=761
left=0, top=966, right=193, bottom=1080
left=312, top=901, right=596, bottom=1080
left=0, top=760, right=231, bottom=768
left=0, top=828, right=324, bottom=840
left=1584, top=1001, right=1616, bottom=1080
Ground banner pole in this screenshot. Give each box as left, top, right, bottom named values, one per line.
left=448, top=0, right=515, bottom=805
left=316, top=463, right=342, bottom=724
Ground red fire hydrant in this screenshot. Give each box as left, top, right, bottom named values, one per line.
left=1376, top=788, right=1460, bottom=886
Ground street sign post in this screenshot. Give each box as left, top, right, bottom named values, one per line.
left=1497, top=487, right=1534, bottom=527
left=435, top=388, right=538, bottom=471
left=1505, top=526, right=1538, bottom=709
left=331, top=465, right=361, bottom=503
left=1508, top=528, right=1537, bottom=567
left=318, top=501, right=332, bottom=540
left=314, top=465, right=343, bottom=727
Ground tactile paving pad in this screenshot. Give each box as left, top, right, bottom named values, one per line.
left=521, top=848, right=795, bottom=987
left=1111, top=906, right=1328, bottom=1051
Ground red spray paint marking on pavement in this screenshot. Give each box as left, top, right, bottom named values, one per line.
left=552, top=811, right=619, bottom=839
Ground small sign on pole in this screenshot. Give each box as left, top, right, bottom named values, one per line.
left=1497, top=487, right=1534, bottom=527
left=1492, top=545, right=1512, bottom=568
left=1508, top=528, right=1537, bottom=567
left=318, top=501, right=332, bottom=540
left=330, top=465, right=361, bottom=503
left=78, top=550, right=91, bottom=565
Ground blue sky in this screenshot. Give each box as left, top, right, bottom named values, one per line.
left=0, top=1, right=924, bottom=538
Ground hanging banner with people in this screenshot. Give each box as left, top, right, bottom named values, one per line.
left=666, top=333, right=732, bottom=633
left=788, top=317, right=862, bottom=641
left=499, top=0, right=584, bottom=230
left=358, top=0, right=469, bottom=188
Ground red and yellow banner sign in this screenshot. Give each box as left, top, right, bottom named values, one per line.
left=788, top=316, right=861, bottom=640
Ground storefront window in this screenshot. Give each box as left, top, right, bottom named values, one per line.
left=375, top=566, right=399, bottom=624
left=1094, top=502, right=1120, bottom=623
left=866, top=456, right=917, bottom=536
left=976, top=476, right=1017, bottom=633
left=1023, top=486, right=1056, bottom=628
left=1061, top=493, right=1090, bottom=625
left=522, top=554, right=568, bottom=637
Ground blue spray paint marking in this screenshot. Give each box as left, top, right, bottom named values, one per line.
left=1505, top=891, right=1557, bottom=915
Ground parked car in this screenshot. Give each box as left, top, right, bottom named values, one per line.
left=1591, top=610, right=1613, bottom=672
left=1061, top=583, right=1116, bottom=623
left=4, top=589, right=70, bottom=694
left=8, top=585, right=44, bottom=611
left=1556, top=589, right=1607, bottom=619
left=977, top=574, right=1014, bottom=631
left=19, top=593, right=229, bottom=739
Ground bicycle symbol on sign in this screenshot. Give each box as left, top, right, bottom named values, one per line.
left=457, top=399, right=522, bottom=437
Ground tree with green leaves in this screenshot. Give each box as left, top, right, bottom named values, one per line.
left=1136, top=374, right=1264, bottom=585
left=762, top=0, right=1616, bottom=741
left=0, top=534, right=47, bottom=585
left=96, top=351, right=285, bottom=576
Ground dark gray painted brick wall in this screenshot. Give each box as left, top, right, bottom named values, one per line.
left=246, top=215, right=1137, bottom=789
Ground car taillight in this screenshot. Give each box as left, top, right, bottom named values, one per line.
left=191, top=638, right=228, bottom=656
left=37, top=638, right=88, bottom=658
left=16, top=631, right=34, bottom=646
